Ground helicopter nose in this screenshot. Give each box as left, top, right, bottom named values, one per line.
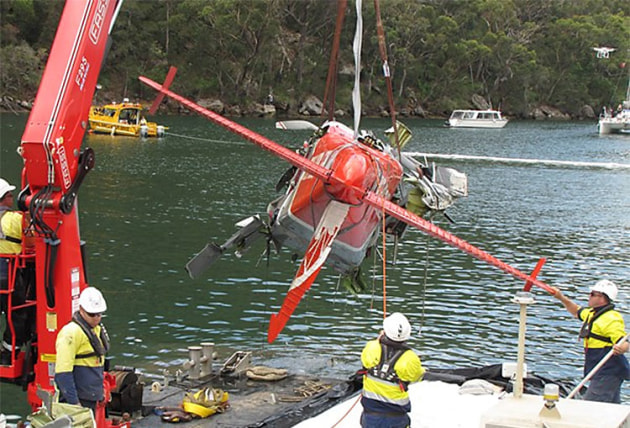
left=325, top=148, right=377, bottom=205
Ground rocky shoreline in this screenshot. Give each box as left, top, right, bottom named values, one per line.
left=0, top=93, right=597, bottom=121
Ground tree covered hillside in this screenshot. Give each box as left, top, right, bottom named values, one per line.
left=1, top=0, right=629, bottom=118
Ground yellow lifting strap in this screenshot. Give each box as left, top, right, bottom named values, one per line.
left=182, top=387, right=229, bottom=418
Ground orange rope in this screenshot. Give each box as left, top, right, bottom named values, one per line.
left=331, top=394, right=362, bottom=427
left=382, top=201, right=387, bottom=318
left=375, top=0, right=394, bottom=320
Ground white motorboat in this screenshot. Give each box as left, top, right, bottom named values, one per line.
left=595, top=45, right=630, bottom=135
left=598, top=101, right=630, bottom=135
left=447, top=109, right=508, bottom=128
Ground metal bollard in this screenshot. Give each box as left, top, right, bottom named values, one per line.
left=183, top=346, right=202, bottom=380
left=200, top=342, right=214, bottom=378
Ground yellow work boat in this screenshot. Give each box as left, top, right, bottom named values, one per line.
left=88, top=98, right=167, bottom=137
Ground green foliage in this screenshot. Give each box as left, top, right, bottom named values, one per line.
left=0, top=43, right=42, bottom=96
left=1, top=0, right=629, bottom=117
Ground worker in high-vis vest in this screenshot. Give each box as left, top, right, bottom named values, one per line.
left=553, top=279, right=630, bottom=403
left=360, top=312, right=424, bottom=428
left=0, top=177, right=25, bottom=365
left=55, top=287, right=110, bottom=412
left=0, top=178, right=21, bottom=255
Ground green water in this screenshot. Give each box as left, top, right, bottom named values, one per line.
left=1, top=114, right=629, bottom=415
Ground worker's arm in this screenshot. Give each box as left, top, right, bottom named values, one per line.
left=54, top=326, right=80, bottom=405
left=551, top=286, right=579, bottom=318
left=397, top=351, right=425, bottom=383
left=609, top=317, right=630, bottom=356
left=361, top=339, right=382, bottom=369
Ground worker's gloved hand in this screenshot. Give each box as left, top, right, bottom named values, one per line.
left=550, top=287, right=563, bottom=300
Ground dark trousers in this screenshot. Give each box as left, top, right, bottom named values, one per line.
left=585, top=374, right=623, bottom=404
left=360, top=411, right=410, bottom=428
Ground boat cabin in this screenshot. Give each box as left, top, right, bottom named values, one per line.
left=88, top=99, right=167, bottom=137
left=447, top=109, right=508, bottom=129
left=450, top=110, right=503, bottom=121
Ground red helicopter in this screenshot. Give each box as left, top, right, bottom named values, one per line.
left=137, top=0, right=557, bottom=345
left=137, top=1, right=554, bottom=344
left=140, top=68, right=554, bottom=344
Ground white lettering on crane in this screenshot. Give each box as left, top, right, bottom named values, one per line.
left=89, top=0, right=109, bottom=45
left=55, top=137, right=72, bottom=190
left=75, top=56, right=90, bottom=91
left=71, top=268, right=81, bottom=312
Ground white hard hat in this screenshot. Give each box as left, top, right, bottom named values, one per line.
left=590, top=279, right=618, bottom=302
left=79, top=287, right=107, bottom=313
left=383, top=312, right=411, bottom=342
left=0, top=178, right=16, bottom=199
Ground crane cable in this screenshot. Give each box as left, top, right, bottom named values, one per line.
left=419, top=232, right=430, bottom=333
left=322, top=0, right=347, bottom=122
left=373, top=0, right=401, bottom=320
left=373, top=0, right=402, bottom=161
left=332, top=1, right=400, bottom=425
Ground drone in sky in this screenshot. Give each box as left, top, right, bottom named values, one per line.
left=593, top=46, right=616, bottom=59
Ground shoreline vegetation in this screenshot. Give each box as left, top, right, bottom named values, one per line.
left=1, top=1, right=628, bottom=121
left=0, top=93, right=592, bottom=121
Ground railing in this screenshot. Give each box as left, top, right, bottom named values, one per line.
left=0, top=252, right=36, bottom=375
